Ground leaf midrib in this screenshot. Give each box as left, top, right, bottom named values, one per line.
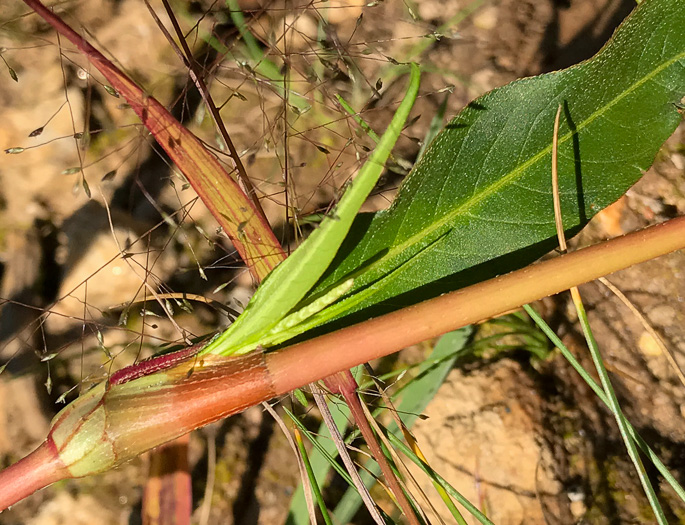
left=351, top=48, right=685, bottom=286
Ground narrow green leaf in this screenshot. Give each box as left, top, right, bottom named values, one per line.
left=523, top=304, right=685, bottom=503
left=416, top=92, right=448, bottom=161
left=386, top=431, right=495, bottom=525
left=312, top=0, right=685, bottom=326
left=336, top=94, right=381, bottom=143
left=293, top=388, right=308, bottom=407
left=293, top=428, right=334, bottom=525
left=202, top=64, right=421, bottom=356
left=285, top=404, right=355, bottom=525
left=573, top=294, right=666, bottom=523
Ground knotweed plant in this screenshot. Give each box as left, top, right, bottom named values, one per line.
left=1, top=0, right=684, bottom=523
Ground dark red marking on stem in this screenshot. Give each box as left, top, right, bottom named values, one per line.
left=109, top=342, right=206, bottom=386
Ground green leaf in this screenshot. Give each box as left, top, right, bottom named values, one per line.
left=202, top=64, right=421, bottom=357
left=308, top=0, right=685, bottom=328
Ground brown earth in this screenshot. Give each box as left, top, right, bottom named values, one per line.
left=0, top=0, right=684, bottom=524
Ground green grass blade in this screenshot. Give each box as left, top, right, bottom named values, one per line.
left=294, top=427, right=334, bottom=525
left=386, top=431, right=494, bottom=525
left=416, top=92, right=448, bottom=161
left=285, top=405, right=353, bottom=525
left=559, top=297, right=666, bottom=523
left=202, top=63, right=421, bottom=357
left=336, top=94, right=381, bottom=143
left=523, top=304, right=685, bottom=504
left=284, top=406, right=356, bottom=491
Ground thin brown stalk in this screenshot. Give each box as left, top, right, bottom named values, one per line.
left=197, top=427, right=217, bottom=525
left=108, top=292, right=240, bottom=319
left=551, top=104, right=566, bottom=254
left=550, top=100, right=664, bottom=524
left=598, top=276, right=685, bottom=388
left=100, top=188, right=190, bottom=344
left=146, top=0, right=268, bottom=222
left=324, top=372, right=422, bottom=525
left=362, top=364, right=451, bottom=524
left=311, top=384, right=385, bottom=525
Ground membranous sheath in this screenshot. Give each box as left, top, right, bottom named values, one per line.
left=108, top=342, right=207, bottom=386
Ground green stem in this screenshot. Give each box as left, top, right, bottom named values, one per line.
left=523, top=304, right=685, bottom=504
left=294, top=428, right=334, bottom=525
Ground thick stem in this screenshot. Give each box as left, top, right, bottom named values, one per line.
left=1, top=217, right=683, bottom=510
left=267, top=216, right=685, bottom=394
left=0, top=439, right=66, bottom=510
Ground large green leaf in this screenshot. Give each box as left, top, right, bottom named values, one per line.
left=308, top=0, right=685, bottom=328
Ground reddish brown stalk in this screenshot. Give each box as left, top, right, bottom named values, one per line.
left=2, top=216, right=684, bottom=510
left=324, top=372, right=422, bottom=525
left=22, top=0, right=285, bottom=280
left=20, top=2, right=283, bottom=518
left=142, top=434, right=192, bottom=525
left=266, top=215, right=685, bottom=393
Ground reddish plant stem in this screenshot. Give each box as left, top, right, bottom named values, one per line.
left=0, top=440, right=66, bottom=511
left=0, top=351, right=275, bottom=511
left=267, top=216, right=685, bottom=394
left=21, top=0, right=285, bottom=279
left=2, top=218, right=684, bottom=511
left=324, top=372, right=422, bottom=525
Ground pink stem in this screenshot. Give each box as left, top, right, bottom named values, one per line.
left=0, top=439, right=66, bottom=510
